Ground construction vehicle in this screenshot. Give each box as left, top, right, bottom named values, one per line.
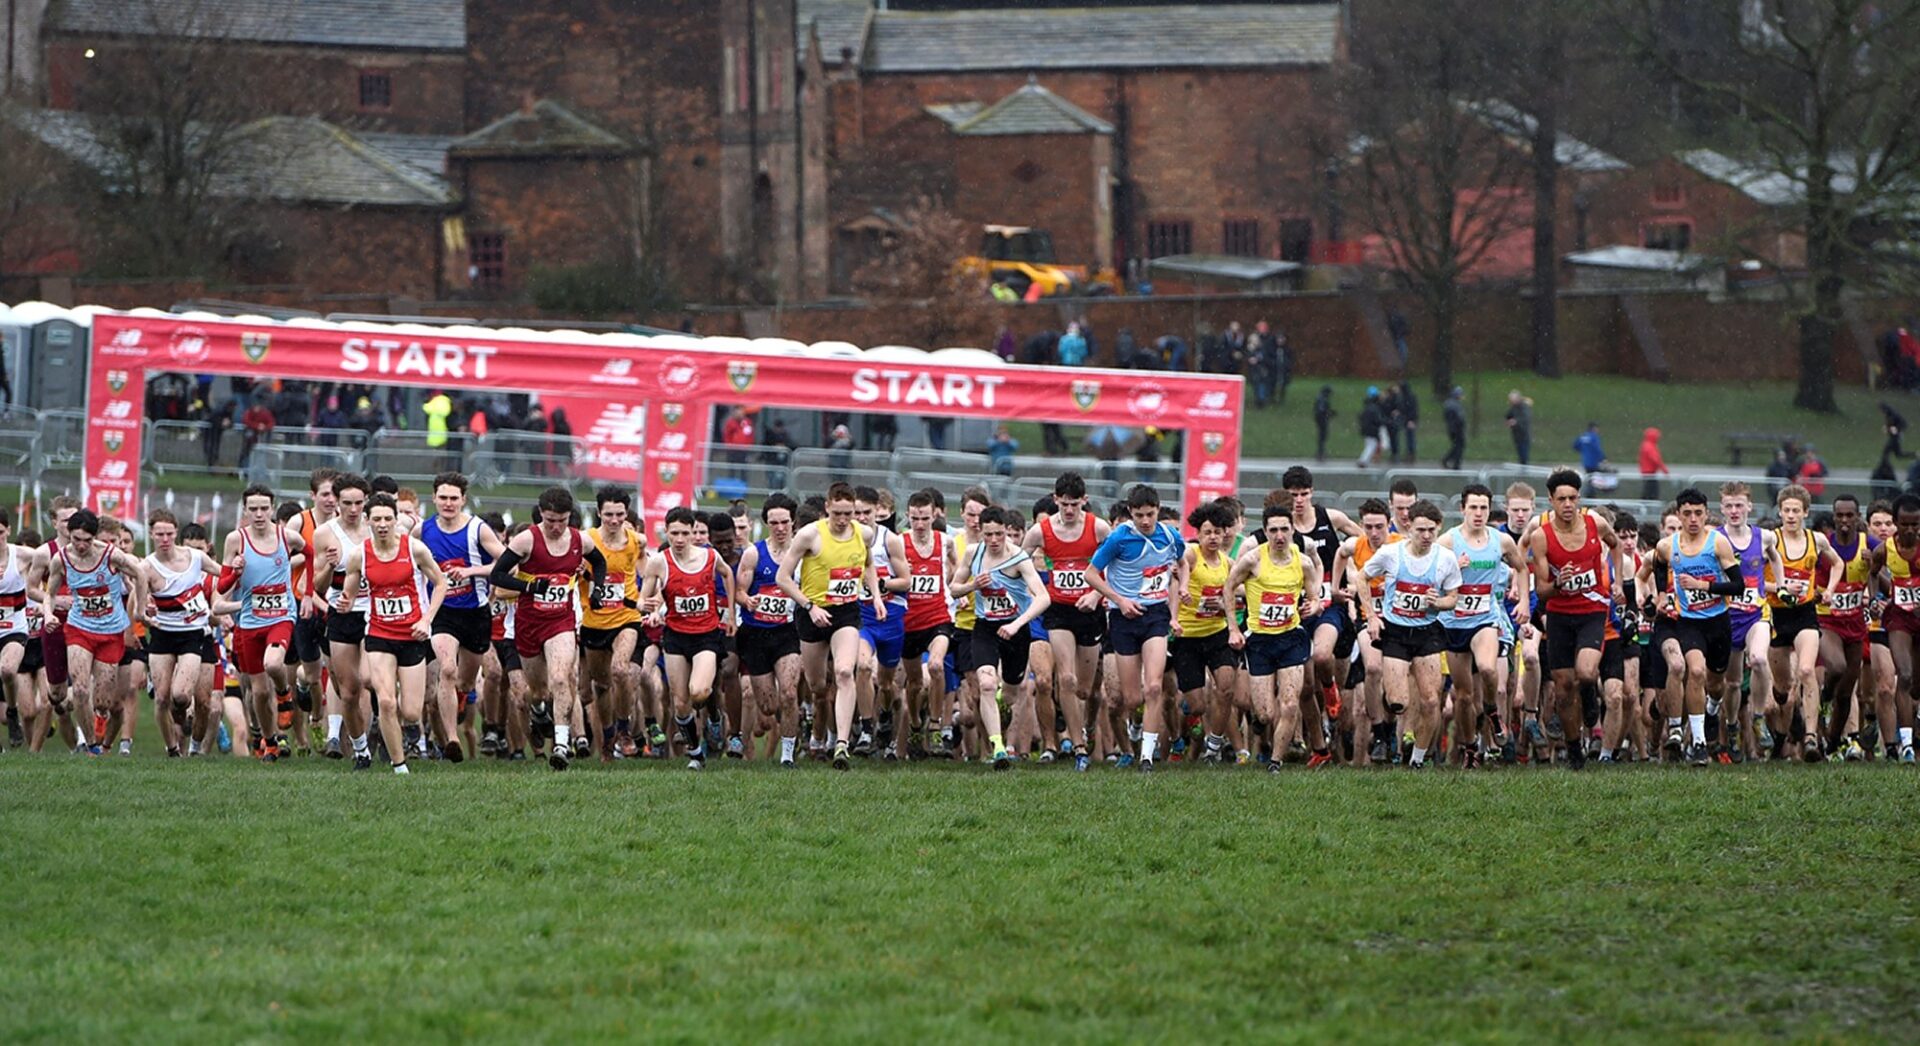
left=960, top=225, right=1117, bottom=298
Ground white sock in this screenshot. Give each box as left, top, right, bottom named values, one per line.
left=555, top=724, right=571, bottom=747
left=1141, top=731, right=1159, bottom=761
left=352, top=734, right=369, bottom=755
left=327, top=714, right=343, bottom=742
left=1901, top=727, right=1914, bottom=746
left=1410, top=745, right=1427, bottom=764
left=1706, top=696, right=1721, bottom=716
left=393, top=763, right=409, bottom=775
left=779, top=736, right=796, bottom=761
left=1667, top=717, right=1682, bottom=730
left=1688, top=714, right=1706, bottom=745
left=188, top=739, right=200, bottom=755
left=1204, top=732, right=1225, bottom=751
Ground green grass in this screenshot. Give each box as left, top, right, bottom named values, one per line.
left=1013, top=371, right=1896, bottom=473
left=5, top=752, right=1920, bottom=1042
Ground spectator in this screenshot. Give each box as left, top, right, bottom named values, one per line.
left=1040, top=420, right=1069, bottom=455
left=1247, top=322, right=1279, bottom=409
left=1056, top=323, right=1089, bottom=367
left=1504, top=390, right=1533, bottom=465
left=1766, top=444, right=1797, bottom=502
left=423, top=388, right=453, bottom=464
left=1155, top=335, right=1187, bottom=372
left=204, top=395, right=237, bottom=468
left=1312, top=386, right=1336, bottom=461
left=924, top=416, right=951, bottom=451
left=1882, top=402, right=1912, bottom=460
left=1199, top=330, right=1241, bottom=375
left=1113, top=327, right=1140, bottom=369
left=721, top=406, right=756, bottom=469
left=239, top=398, right=275, bottom=470
left=828, top=423, right=854, bottom=473
left=1573, top=422, right=1607, bottom=474
left=1220, top=322, right=1247, bottom=370
left=467, top=404, right=489, bottom=439
left=993, top=326, right=1016, bottom=362
left=1397, top=381, right=1419, bottom=462
left=0, top=347, right=11, bottom=407
left=1356, top=387, right=1385, bottom=468
left=1796, top=443, right=1829, bottom=496
left=316, top=395, right=348, bottom=447
left=869, top=412, right=897, bottom=452
left=1872, top=452, right=1899, bottom=503
left=987, top=426, right=1018, bottom=476
left=1387, top=309, right=1411, bottom=369
left=1638, top=426, right=1670, bottom=500
left=764, top=418, right=794, bottom=451
left=1442, top=386, right=1467, bottom=470
left=271, top=382, right=308, bottom=427
left=1020, top=330, right=1058, bottom=366
left=1382, top=386, right=1403, bottom=463
left=1273, top=325, right=1294, bottom=404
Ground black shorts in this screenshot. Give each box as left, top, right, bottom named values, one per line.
left=1308, top=602, right=1360, bottom=661
left=1378, top=621, right=1446, bottom=662
left=664, top=627, right=728, bottom=661
left=902, top=623, right=953, bottom=662
left=737, top=624, right=799, bottom=677
left=970, top=620, right=1033, bottom=681
left=119, top=645, right=148, bottom=667
left=1245, top=628, right=1311, bottom=677
left=294, top=612, right=327, bottom=664
left=1170, top=629, right=1236, bottom=692
left=578, top=622, right=641, bottom=653
left=1041, top=605, right=1106, bottom=647
left=19, top=632, right=44, bottom=674
left=1106, top=603, right=1171, bottom=657
left=1673, top=614, right=1733, bottom=675
left=1771, top=602, right=1819, bottom=648
left=1444, top=623, right=1498, bottom=655
left=1872, top=629, right=1890, bottom=648
left=1600, top=636, right=1627, bottom=682
left=796, top=602, right=861, bottom=645
left=1, top=631, right=30, bottom=663
left=147, top=628, right=207, bottom=658
left=1638, top=640, right=1667, bottom=690
left=952, top=623, right=981, bottom=675
left=490, top=638, right=522, bottom=674
left=432, top=605, right=493, bottom=655
left=364, top=635, right=429, bottom=668
left=1543, top=612, right=1607, bottom=672
left=326, top=610, right=367, bottom=646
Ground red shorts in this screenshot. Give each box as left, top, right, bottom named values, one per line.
left=65, top=625, right=126, bottom=668
left=232, top=621, right=294, bottom=676
left=1818, top=613, right=1868, bottom=644
left=1884, top=606, right=1920, bottom=634
left=515, top=615, right=575, bottom=660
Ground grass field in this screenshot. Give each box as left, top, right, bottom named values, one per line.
left=1013, top=371, right=1900, bottom=474
left=6, top=752, right=1920, bottom=1042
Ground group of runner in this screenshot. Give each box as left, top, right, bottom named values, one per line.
left=2, top=463, right=1915, bottom=772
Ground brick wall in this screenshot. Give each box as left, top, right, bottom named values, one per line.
left=951, top=133, right=1110, bottom=268
left=457, top=156, right=646, bottom=294
left=45, top=39, right=465, bottom=135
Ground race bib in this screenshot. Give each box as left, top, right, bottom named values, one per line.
left=1318, top=581, right=1333, bottom=605
left=374, top=594, right=414, bottom=619
left=753, top=594, right=794, bottom=623
left=980, top=587, right=1016, bottom=620
left=673, top=593, right=711, bottom=617
left=1194, top=585, right=1225, bottom=619
left=825, top=567, right=861, bottom=604
left=1781, top=568, right=1811, bottom=603
left=1139, top=565, right=1171, bottom=600
left=1894, top=575, right=1920, bottom=608
left=1830, top=586, right=1865, bottom=614
left=1258, top=590, right=1297, bottom=629
left=1370, top=592, right=1385, bottom=619
left=532, top=578, right=574, bottom=607
left=440, top=559, right=472, bottom=595
left=1391, top=582, right=1433, bottom=619
left=252, top=585, right=289, bottom=619
left=75, top=586, right=114, bottom=618
left=489, top=599, right=510, bottom=619
left=1053, top=567, right=1089, bottom=595
left=1680, top=583, right=1722, bottom=610
left=1732, top=579, right=1762, bottom=610
left=909, top=572, right=944, bottom=597
left=1558, top=567, right=1597, bottom=595
left=179, top=590, right=209, bottom=622
left=1454, top=583, right=1492, bottom=618
left=591, top=581, right=625, bottom=606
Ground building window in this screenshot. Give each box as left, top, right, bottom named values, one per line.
left=1651, top=182, right=1686, bottom=207
left=1222, top=219, right=1260, bottom=257
left=470, top=232, right=507, bottom=292
left=358, top=70, right=393, bottom=111
left=1278, top=218, right=1313, bottom=262
left=1643, top=220, right=1692, bottom=252
left=1145, top=220, right=1191, bottom=258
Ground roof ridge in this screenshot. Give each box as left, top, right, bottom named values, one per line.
left=326, top=123, right=455, bottom=205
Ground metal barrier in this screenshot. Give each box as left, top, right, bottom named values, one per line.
left=0, top=407, right=40, bottom=477
left=699, top=443, right=791, bottom=502
left=38, top=409, right=89, bottom=466
left=361, top=431, right=462, bottom=483
left=472, top=429, right=591, bottom=487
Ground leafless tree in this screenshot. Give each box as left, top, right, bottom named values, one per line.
left=850, top=197, right=980, bottom=348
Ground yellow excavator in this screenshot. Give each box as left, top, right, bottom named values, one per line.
left=960, top=225, right=1117, bottom=298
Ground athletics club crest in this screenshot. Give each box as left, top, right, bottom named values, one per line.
left=662, top=402, right=683, bottom=427
left=1071, top=380, right=1101, bottom=412
left=657, top=462, right=680, bottom=485
left=727, top=360, right=757, bottom=394
left=241, top=332, right=271, bottom=363
left=104, top=430, right=124, bottom=454
left=98, top=492, right=120, bottom=513
left=106, top=370, right=128, bottom=393
left=1203, top=431, right=1225, bottom=454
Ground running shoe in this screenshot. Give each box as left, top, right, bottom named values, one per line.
left=1715, top=748, right=1733, bottom=765
left=1137, top=756, right=1155, bottom=773
left=1369, top=740, right=1390, bottom=764
left=1565, top=740, right=1585, bottom=771
left=1900, top=745, right=1916, bottom=764
left=1114, top=754, right=1135, bottom=769
left=617, top=733, right=640, bottom=759
left=726, top=734, right=746, bottom=759
left=1523, top=718, right=1548, bottom=749
left=92, top=713, right=109, bottom=745
left=165, top=746, right=180, bottom=758
left=853, top=729, right=875, bottom=757
left=324, top=737, right=343, bottom=760
left=648, top=723, right=669, bottom=751
left=1689, top=744, right=1709, bottom=768
left=883, top=744, right=900, bottom=762
left=217, top=722, right=231, bottom=754
left=1802, top=739, right=1824, bottom=764
left=1074, top=753, right=1090, bottom=772
left=1169, top=736, right=1188, bottom=758
left=445, top=740, right=464, bottom=764
left=549, top=743, right=571, bottom=771
left=1842, top=737, right=1865, bottom=762
left=480, top=732, right=500, bottom=757
left=1059, top=739, right=1077, bottom=756
left=779, top=753, right=796, bottom=768
left=117, top=739, right=132, bottom=756
left=1544, top=715, right=1565, bottom=742
left=993, top=749, right=1013, bottom=771
left=573, top=738, right=591, bottom=760
left=1499, top=738, right=1518, bottom=765
left=1663, top=727, right=1685, bottom=759
left=706, top=718, right=725, bottom=754
left=1235, top=749, right=1252, bottom=766
left=831, top=741, right=851, bottom=770
left=1288, top=739, right=1310, bottom=764
left=687, top=749, right=705, bottom=771
left=1307, top=750, right=1335, bottom=769
left=1037, top=749, right=1056, bottom=764
left=1753, top=717, right=1775, bottom=753
left=1267, top=760, right=1286, bottom=774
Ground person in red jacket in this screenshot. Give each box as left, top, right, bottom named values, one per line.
left=1638, top=427, right=1671, bottom=500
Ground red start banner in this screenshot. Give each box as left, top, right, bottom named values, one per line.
left=83, top=314, right=1245, bottom=521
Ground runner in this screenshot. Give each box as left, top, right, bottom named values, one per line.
left=310, top=474, right=375, bottom=765
left=1636, top=488, right=1745, bottom=766
left=485, top=518, right=532, bottom=761
left=418, top=471, right=507, bottom=764
left=1764, top=484, right=1837, bottom=761
left=103, top=518, right=149, bottom=755
left=852, top=486, right=910, bottom=758
left=0, top=509, right=40, bottom=749
left=1815, top=493, right=1874, bottom=760
left=1282, top=467, right=1364, bottom=729
left=1863, top=502, right=1906, bottom=761
left=641, top=506, right=735, bottom=770
left=139, top=509, right=215, bottom=758
left=949, top=504, right=1049, bottom=770
left=290, top=467, right=340, bottom=744
left=1333, top=498, right=1396, bottom=765
left=33, top=496, right=81, bottom=749
left=575, top=485, right=644, bottom=763
left=1172, top=500, right=1243, bottom=763
left=1362, top=499, right=1462, bottom=769
left=943, top=486, right=991, bottom=759
left=487, top=486, right=610, bottom=770
left=43, top=509, right=146, bottom=755
left=1716, top=482, right=1773, bottom=760
left=1436, top=484, right=1529, bottom=768
left=1021, top=471, right=1108, bottom=769
left=775, top=482, right=881, bottom=770
left=1085, top=484, right=1187, bottom=771
left=1226, top=504, right=1322, bottom=770
left=1526, top=469, right=1625, bottom=771
left=340, top=492, right=450, bottom=774
left=899, top=489, right=957, bottom=762
left=218, top=485, right=309, bottom=761
left=736, top=494, right=803, bottom=765
left=1500, top=483, right=1545, bottom=758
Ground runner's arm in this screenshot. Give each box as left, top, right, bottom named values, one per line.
left=478, top=522, right=508, bottom=561
left=1301, top=554, right=1323, bottom=619
left=415, top=542, right=449, bottom=630
left=338, top=549, right=364, bottom=607
left=581, top=541, right=609, bottom=603
left=1705, top=534, right=1745, bottom=596
left=486, top=531, right=535, bottom=593
left=884, top=534, right=911, bottom=594
left=39, top=552, right=63, bottom=623
left=773, top=530, right=813, bottom=609
left=1007, top=558, right=1051, bottom=632
left=734, top=544, right=760, bottom=610
left=1328, top=508, right=1363, bottom=539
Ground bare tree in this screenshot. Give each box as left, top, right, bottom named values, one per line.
left=0, top=100, right=72, bottom=276
left=1331, top=0, right=1533, bottom=396
left=69, top=0, right=276, bottom=278
left=1622, top=0, right=1920, bottom=412
left=850, top=197, right=980, bottom=348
